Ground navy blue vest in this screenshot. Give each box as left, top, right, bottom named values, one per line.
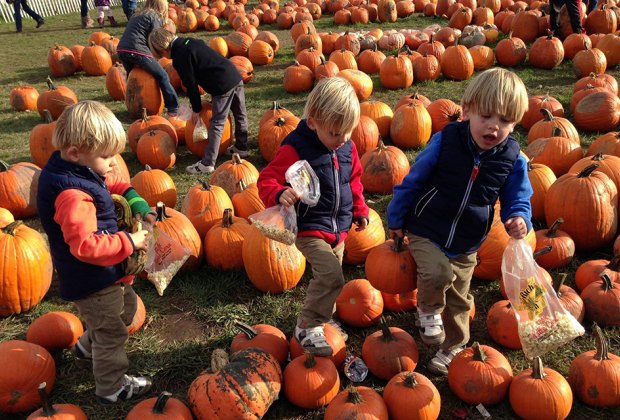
left=282, top=120, right=354, bottom=242
left=407, top=121, right=520, bottom=254
left=37, top=151, right=125, bottom=301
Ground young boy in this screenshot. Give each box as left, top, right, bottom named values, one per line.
left=257, top=77, right=369, bottom=356
left=148, top=27, right=249, bottom=175
left=37, top=101, right=155, bottom=404
left=387, top=68, right=533, bottom=375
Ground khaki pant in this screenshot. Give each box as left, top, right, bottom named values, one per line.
left=295, top=237, right=345, bottom=328
left=73, top=284, right=137, bottom=396
left=407, top=235, right=477, bottom=351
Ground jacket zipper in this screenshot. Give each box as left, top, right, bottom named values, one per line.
left=331, top=151, right=340, bottom=233
left=445, top=157, right=480, bottom=248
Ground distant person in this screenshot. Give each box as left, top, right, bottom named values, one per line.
left=95, top=0, right=117, bottom=27
left=122, top=0, right=137, bottom=20
left=8, top=0, right=44, bottom=33
left=585, top=0, right=599, bottom=14
left=550, top=0, right=584, bottom=38
left=80, top=0, right=94, bottom=28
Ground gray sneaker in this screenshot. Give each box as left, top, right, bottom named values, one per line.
left=186, top=161, right=214, bottom=174
left=294, top=325, right=333, bottom=357
left=427, top=346, right=464, bottom=376
left=226, top=145, right=249, bottom=158
left=97, top=375, right=152, bottom=405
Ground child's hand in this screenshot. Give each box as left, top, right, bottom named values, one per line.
left=390, top=228, right=404, bottom=240
left=144, top=212, right=157, bottom=225
left=279, top=187, right=300, bottom=208
left=129, top=229, right=149, bottom=251
left=353, top=216, right=368, bottom=231
left=505, top=217, right=527, bottom=239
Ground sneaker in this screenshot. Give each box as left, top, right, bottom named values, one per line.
left=294, top=325, right=333, bottom=357
left=226, top=145, right=249, bottom=158
left=97, top=374, right=152, bottom=405
left=427, top=346, right=464, bottom=376
left=415, top=310, right=445, bottom=346
left=71, top=339, right=92, bottom=360
left=186, top=161, right=214, bottom=174
left=327, top=319, right=348, bottom=342
left=36, top=19, right=44, bottom=28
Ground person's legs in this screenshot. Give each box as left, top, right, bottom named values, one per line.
left=549, top=0, right=562, bottom=35
left=565, top=0, right=585, bottom=33
left=202, top=91, right=235, bottom=166
left=229, top=81, right=249, bottom=151
left=122, top=0, right=137, bottom=20
left=13, top=1, right=23, bottom=33
left=97, top=6, right=106, bottom=27
left=21, top=0, right=43, bottom=26
left=132, top=55, right=179, bottom=114
left=80, top=0, right=94, bottom=28
left=118, top=52, right=136, bottom=75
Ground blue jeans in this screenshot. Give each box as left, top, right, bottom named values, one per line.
left=13, top=0, right=43, bottom=32
left=121, top=0, right=137, bottom=19
left=80, top=0, right=88, bottom=17
left=118, top=52, right=179, bottom=114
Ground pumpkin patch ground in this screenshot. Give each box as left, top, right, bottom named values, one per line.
left=1, top=4, right=620, bottom=420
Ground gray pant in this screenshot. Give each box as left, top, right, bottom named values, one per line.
left=201, top=80, right=249, bottom=167
left=295, top=237, right=345, bottom=328
left=74, top=284, right=137, bottom=396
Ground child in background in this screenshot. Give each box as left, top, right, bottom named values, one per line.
left=257, top=77, right=369, bottom=356
left=117, top=0, right=179, bottom=116
left=387, top=68, right=533, bottom=375
left=37, top=101, right=155, bottom=404
left=148, top=27, right=249, bottom=175
left=95, top=0, right=117, bottom=28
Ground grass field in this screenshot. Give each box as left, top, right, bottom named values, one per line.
left=0, top=4, right=620, bottom=419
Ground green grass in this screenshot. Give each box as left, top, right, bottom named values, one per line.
left=1, top=5, right=620, bottom=420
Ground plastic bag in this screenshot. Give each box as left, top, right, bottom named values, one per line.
left=285, top=160, right=320, bottom=206
left=249, top=205, right=297, bottom=245
left=193, top=115, right=209, bottom=143
left=143, top=225, right=191, bottom=296
left=176, top=104, right=193, bottom=122
left=501, top=238, right=584, bottom=359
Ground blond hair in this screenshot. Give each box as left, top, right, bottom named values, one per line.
left=149, top=27, right=176, bottom=59
left=135, top=0, right=168, bottom=21
left=303, top=77, right=360, bottom=134
left=53, top=101, right=126, bottom=156
left=461, top=68, right=528, bottom=123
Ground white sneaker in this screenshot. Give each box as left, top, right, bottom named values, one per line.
left=226, top=145, right=249, bottom=158
left=427, top=346, right=464, bottom=376
left=294, top=325, right=333, bottom=356
left=186, top=161, right=214, bottom=174
left=415, top=310, right=445, bottom=345
left=97, top=374, right=152, bottom=404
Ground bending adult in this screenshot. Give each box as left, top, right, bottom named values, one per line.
left=117, top=0, right=179, bottom=116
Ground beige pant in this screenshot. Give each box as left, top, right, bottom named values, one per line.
left=74, top=283, right=137, bottom=396
left=407, top=234, right=477, bottom=351
left=295, top=237, right=345, bottom=328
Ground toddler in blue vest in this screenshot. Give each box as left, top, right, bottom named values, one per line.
left=387, top=68, right=533, bottom=375
left=37, top=101, right=155, bottom=404
left=257, top=77, right=370, bottom=356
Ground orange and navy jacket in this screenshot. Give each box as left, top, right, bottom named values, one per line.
left=257, top=119, right=369, bottom=248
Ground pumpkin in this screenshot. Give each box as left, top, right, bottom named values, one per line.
left=381, top=289, right=418, bottom=313
left=379, top=51, right=413, bottom=89
left=26, top=311, right=83, bottom=352
left=534, top=218, right=575, bottom=270
left=87, top=31, right=110, bottom=45
left=125, top=67, right=164, bottom=119
left=521, top=95, right=564, bottom=133
left=573, top=90, right=620, bottom=132
left=360, top=142, right=410, bottom=195
left=343, top=208, right=386, bottom=266
left=360, top=100, right=393, bottom=139
left=528, top=162, right=557, bottom=222
left=596, top=33, right=620, bottom=67
left=585, top=5, right=618, bottom=35
left=529, top=31, right=565, bottom=69
left=29, top=110, right=56, bottom=169
left=26, top=382, right=87, bottom=420
left=0, top=341, right=56, bottom=413
left=211, top=153, right=260, bottom=198
left=383, top=371, right=441, bottom=420
left=229, top=321, right=289, bottom=366
left=337, top=69, right=373, bottom=101
left=9, top=86, right=39, bottom=112
left=510, top=10, right=540, bottom=42
left=283, top=61, right=314, bottom=93
left=350, top=115, right=379, bottom=158
left=283, top=353, right=340, bottom=409
left=204, top=208, right=251, bottom=270
left=574, top=73, right=618, bottom=95
left=365, top=238, right=417, bottom=294
left=581, top=274, right=620, bottom=326
left=187, top=348, right=282, bottom=419
left=411, top=54, right=441, bottom=82
left=126, top=391, right=192, bottom=420
left=36, top=77, right=78, bottom=120
left=128, top=108, right=178, bottom=154
left=486, top=300, right=521, bottom=349
left=248, top=40, right=274, bottom=65
left=417, top=40, right=445, bottom=64
left=105, top=62, right=127, bottom=101
left=231, top=180, right=265, bottom=220
left=181, top=181, right=233, bottom=239
left=509, top=357, right=573, bottom=420
left=448, top=342, right=513, bottom=405
left=324, top=386, right=389, bottom=420
left=315, top=55, right=340, bottom=80
left=441, top=44, right=474, bottom=81
left=524, top=128, right=584, bottom=177
left=289, top=322, right=347, bottom=368
left=570, top=153, right=620, bottom=199
left=544, top=164, right=618, bottom=251
left=136, top=129, right=177, bottom=170
left=81, top=42, right=113, bottom=76
left=527, top=108, right=580, bottom=145
left=131, top=165, right=177, bottom=208
left=335, top=279, right=384, bottom=327
left=554, top=274, right=586, bottom=323
left=587, top=132, right=620, bottom=158
left=390, top=102, right=432, bottom=150
left=357, top=46, right=386, bottom=75
left=469, top=45, right=495, bottom=70
left=241, top=224, right=305, bottom=293
left=574, top=256, right=620, bottom=292
left=568, top=324, right=620, bottom=408
left=47, top=44, right=77, bottom=77
left=378, top=0, right=398, bottom=22
left=573, top=45, right=607, bottom=78
left=127, top=294, right=146, bottom=334
left=255, top=30, right=280, bottom=53
left=362, top=318, right=419, bottom=380
left=0, top=208, right=14, bottom=228
left=494, top=34, right=527, bottom=67
left=426, top=98, right=462, bottom=134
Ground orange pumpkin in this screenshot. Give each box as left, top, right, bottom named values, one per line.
left=204, top=209, right=251, bottom=270
left=131, top=165, right=177, bottom=208
left=336, top=279, right=384, bottom=327
left=211, top=153, right=260, bottom=197
left=181, top=181, right=233, bottom=239
left=361, top=320, right=419, bottom=380
left=125, top=67, right=164, bottom=119
left=9, top=86, right=39, bottom=112
left=360, top=141, right=410, bottom=195
left=26, top=311, right=83, bottom=352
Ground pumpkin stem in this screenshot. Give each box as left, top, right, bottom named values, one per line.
left=0, top=159, right=10, bottom=172
left=346, top=386, right=364, bottom=404
left=271, top=101, right=281, bottom=111
left=599, top=273, right=614, bottom=290
left=199, top=180, right=213, bottom=190
left=303, top=351, right=317, bottom=368
left=540, top=108, right=554, bottom=121
left=2, top=220, right=23, bottom=235
left=531, top=357, right=547, bottom=379
left=606, top=254, right=620, bottom=271
left=591, top=323, right=610, bottom=361
left=391, top=236, right=404, bottom=252
left=471, top=342, right=486, bottom=362
left=546, top=218, right=564, bottom=238
left=378, top=316, right=394, bottom=342
left=141, top=107, right=149, bottom=122
left=533, top=245, right=552, bottom=259
left=552, top=273, right=568, bottom=296
left=211, top=348, right=230, bottom=372
left=232, top=153, right=242, bottom=164
left=43, top=109, right=53, bottom=123
left=576, top=163, right=600, bottom=178
left=155, top=201, right=170, bottom=222
left=402, top=371, right=419, bottom=388
left=377, top=139, right=387, bottom=152
left=145, top=164, right=152, bottom=171
left=46, top=76, right=56, bottom=91
left=152, top=391, right=173, bottom=414
left=37, top=382, right=56, bottom=416
left=233, top=320, right=258, bottom=339
left=591, top=153, right=604, bottom=161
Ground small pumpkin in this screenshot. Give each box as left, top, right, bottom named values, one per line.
left=131, top=165, right=177, bottom=208
left=26, top=311, right=83, bottom=352
left=26, top=382, right=87, bottom=420
left=324, top=386, right=389, bottom=420
left=10, top=86, right=39, bottom=112
left=204, top=208, right=251, bottom=270
left=336, top=279, right=384, bottom=327
left=229, top=321, right=289, bottom=366
left=365, top=237, right=417, bottom=294
left=283, top=352, right=340, bottom=409
left=126, top=391, right=192, bottom=420
left=383, top=371, right=441, bottom=420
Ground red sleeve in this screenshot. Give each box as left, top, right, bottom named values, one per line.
left=257, top=144, right=300, bottom=207
left=54, top=189, right=135, bottom=266
left=105, top=173, right=132, bottom=195
left=350, top=142, right=369, bottom=219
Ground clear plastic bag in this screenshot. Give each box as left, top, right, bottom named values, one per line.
left=143, top=225, right=191, bottom=296
left=285, top=160, right=320, bottom=206
left=176, top=104, right=193, bottom=122
left=501, top=238, right=584, bottom=359
left=193, top=115, right=209, bottom=143
left=249, top=205, right=297, bottom=245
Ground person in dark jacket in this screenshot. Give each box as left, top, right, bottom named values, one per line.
left=550, top=0, right=584, bottom=39
left=117, top=0, right=179, bottom=116
left=387, top=68, right=532, bottom=376
left=257, top=77, right=370, bottom=356
left=149, top=27, right=250, bottom=175
left=37, top=101, right=154, bottom=404
left=9, top=0, right=44, bottom=33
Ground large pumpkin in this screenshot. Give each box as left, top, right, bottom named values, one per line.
left=127, top=107, right=178, bottom=154
left=231, top=180, right=265, bottom=220
left=29, top=110, right=56, bottom=169
left=343, top=207, right=386, bottom=265
left=336, top=278, right=384, bottom=327
left=211, top=153, right=260, bottom=198
left=26, top=382, right=87, bottom=420
left=365, top=238, right=416, bottom=294
left=283, top=353, right=340, bottom=409
left=36, top=77, right=78, bottom=121
left=0, top=221, right=53, bottom=316
left=125, top=67, right=164, bottom=119
left=360, top=141, right=410, bottom=195
left=181, top=181, right=233, bottom=239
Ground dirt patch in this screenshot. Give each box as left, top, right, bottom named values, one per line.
left=149, top=312, right=206, bottom=344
